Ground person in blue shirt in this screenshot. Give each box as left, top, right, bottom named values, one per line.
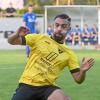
left=47, top=25, right=53, bottom=35
left=89, top=24, right=98, bottom=45
left=23, top=4, right=37, bottom=57
left=65, top=28, right=73, bottom=45
left=81, top=24, right=91, bottom=46
left=72, top=25, right=81, bottom=45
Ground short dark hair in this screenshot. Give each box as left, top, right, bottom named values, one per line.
left=28, top=4, right=34, bottom=7
left=54, top=14, right=71, bottom=23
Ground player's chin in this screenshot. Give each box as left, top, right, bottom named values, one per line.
left=56, top=33, right=65, bottom=39
left=55, top=35, right=64, bottom=41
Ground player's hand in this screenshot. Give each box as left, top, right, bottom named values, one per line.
left=16, top=26, right=30, bottom=37
left=80, top=57, right=95, bottom=72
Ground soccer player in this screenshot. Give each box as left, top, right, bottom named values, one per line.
left=8, top=14, right=95, bottom=100
left=23, top=4, right=37, bottom=57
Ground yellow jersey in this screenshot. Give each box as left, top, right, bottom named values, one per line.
left=19, top=34, right=79, bottom=86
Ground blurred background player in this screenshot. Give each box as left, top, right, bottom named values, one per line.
left=72, top=25, right=81, bottom=45
left=81, top=24, right=90, bottom=46
left=23, top=4, right=37, bottom=57
left=47, top=24, right=53, bottom=35
left=89, top=24, right=98, bottom=45
left=5, top=3, right=16, bottom=17
left=65, top=28, right=73, bottom=45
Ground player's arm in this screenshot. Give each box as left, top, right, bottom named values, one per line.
left=8, top=33, right=22, bottom=45
left=23, top=14, right=27, bottom=27
left=8, top=26, right=29, bottom=45
left=71, top=58, right=95, bottom=84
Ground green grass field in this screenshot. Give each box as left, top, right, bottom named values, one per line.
left=0, top=50, right=100, bottom=100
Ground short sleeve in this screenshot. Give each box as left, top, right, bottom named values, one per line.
left=25, top=34, right=43, bottom=47
left=67, top=51, right=80, bottom=73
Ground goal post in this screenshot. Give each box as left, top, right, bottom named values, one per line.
left=44, top=5, right=100, bottom=44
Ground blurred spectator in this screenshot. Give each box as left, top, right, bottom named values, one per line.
left=89, top=24, right=98, bottom=45
left=66, top=29, right=73, bottom=45
left=92, top=24, right=98, bottom=35
left=81, top=24, right=91, bottom=46
left=66, top=24, right=98, bottom=46
left=23, top=4, right=38, bottom=57
left=5, top=3, right=16, bottom=17
left=47, top=25, right=53, bottom=35
left=72, top=25, right=81, bottom=45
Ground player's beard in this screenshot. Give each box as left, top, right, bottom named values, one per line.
left=52, top=32, right=66, bottom=44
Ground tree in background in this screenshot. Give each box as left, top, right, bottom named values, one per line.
left=88, top=0, right=97, bottom=5
left=25, top=0, right=98, bottom=6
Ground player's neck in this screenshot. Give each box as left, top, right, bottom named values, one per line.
left=51, top=35, right=64, bottom=44
left=28, top=11, right=33, bottom=14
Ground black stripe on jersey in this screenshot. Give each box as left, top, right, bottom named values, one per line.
left=21, top=36, right=26, bottom=45
left=70, top=68, right=80, bottom=73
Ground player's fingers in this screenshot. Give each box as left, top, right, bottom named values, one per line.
left=89, top=60, right=95, bottom=67
left=88, top=60, right=95, bottom=65
left=86, top=58, right=95, bottom=68
left=82, top=57, right=85, bottom=62
left=87, top=58, right=94, bottom=63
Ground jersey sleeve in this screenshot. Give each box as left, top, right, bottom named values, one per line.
left=25, top=34, right=43, bottom=47
left=34, top=13, right=37, bottom=23
left=67, top=51, right=80, bottom=73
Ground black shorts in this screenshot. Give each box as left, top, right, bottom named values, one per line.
left=12, top=83, right=60, bottom=100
